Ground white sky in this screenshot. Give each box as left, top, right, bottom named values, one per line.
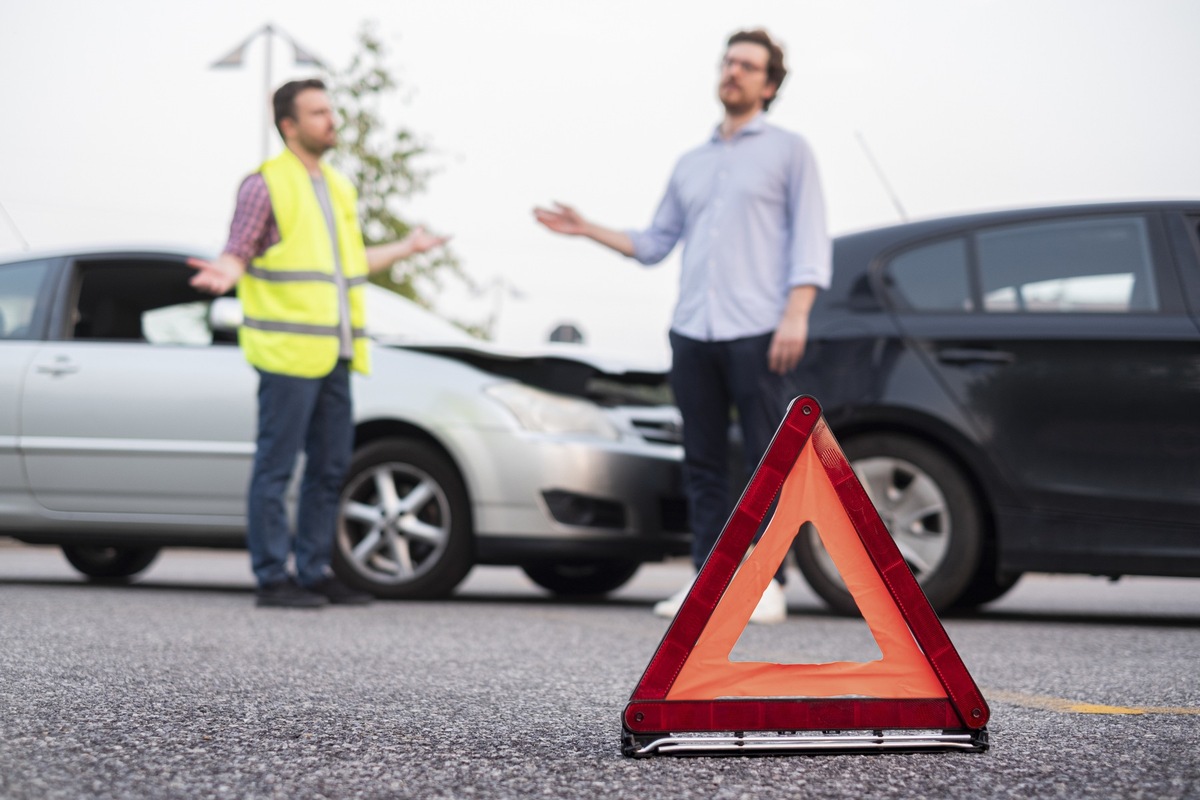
left=3, top=0, right=1199, bottom=363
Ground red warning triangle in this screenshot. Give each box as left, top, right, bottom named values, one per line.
left=623, top=397, right=989, bottom=755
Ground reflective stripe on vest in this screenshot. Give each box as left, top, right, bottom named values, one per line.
left=245, top=266, right=370, bottom=286
left=243, top=318, right=367, bottom=338
left=237, top=148, right=372, bottom=378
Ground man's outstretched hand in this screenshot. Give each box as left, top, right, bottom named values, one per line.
left=533, top=202, right=588, bottom=236
left=366, top=226, right=452, bottom=273
left=401, top=225, right=451, bottom=255
left=187, top=255, right=245, bottom=296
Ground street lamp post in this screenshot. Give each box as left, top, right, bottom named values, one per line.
left=210, top=23, right=325, bottom=162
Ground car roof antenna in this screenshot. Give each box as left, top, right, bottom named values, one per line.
left=855, top=130, right=909, bottom=223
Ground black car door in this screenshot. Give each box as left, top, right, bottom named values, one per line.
left=883, top=211, right=1200, bottom=572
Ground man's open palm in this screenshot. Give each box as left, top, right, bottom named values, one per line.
left=533, top=202, right=587, bottom=236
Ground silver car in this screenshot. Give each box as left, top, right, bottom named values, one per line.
left=0, top=248, right=688, bottom=597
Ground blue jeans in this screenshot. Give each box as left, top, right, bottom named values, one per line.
left=247, top=362, right=353, bottom=588
left=669, top=330, right=794, bottom=577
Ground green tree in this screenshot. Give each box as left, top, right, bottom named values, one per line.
left=324, top=24, right=469, bottom=309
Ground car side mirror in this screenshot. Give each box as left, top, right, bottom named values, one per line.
left=208, top=296, right=243, bottom=333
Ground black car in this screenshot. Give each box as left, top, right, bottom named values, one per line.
left=793, top=201, right=1200, bottom=613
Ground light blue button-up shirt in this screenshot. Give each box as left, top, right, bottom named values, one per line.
left=626, top=114, right=832, bottom=342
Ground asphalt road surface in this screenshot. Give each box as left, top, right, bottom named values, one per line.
left=1, top=544, right=1198, bottom=799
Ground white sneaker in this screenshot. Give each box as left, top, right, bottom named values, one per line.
left=652, top=579, right=695, bottom=618
left=748, top=579, right=787, bottom=625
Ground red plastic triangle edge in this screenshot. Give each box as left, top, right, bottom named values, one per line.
left=624, top=396, right=990, bottom=735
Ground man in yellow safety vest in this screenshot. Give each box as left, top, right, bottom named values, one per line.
left=190, top=78, right=448, bottom=608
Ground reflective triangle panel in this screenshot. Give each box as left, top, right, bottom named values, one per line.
left=624, top=397, right=989, bottom=740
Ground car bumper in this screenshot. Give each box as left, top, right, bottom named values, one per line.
left=440, top=426, right=689, bottom=559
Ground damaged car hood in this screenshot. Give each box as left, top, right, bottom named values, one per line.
left=365, top=286, right=672, bottom=406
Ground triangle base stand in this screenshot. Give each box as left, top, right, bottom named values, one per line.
left=626, top=729, right=989, bottom=757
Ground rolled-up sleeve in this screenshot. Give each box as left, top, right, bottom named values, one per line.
left=786, top=139, right=832, bottom=290
left=626, top=172, right=685, bottom=266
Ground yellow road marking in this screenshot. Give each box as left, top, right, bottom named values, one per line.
left=985, top=689, right=1200, bottom=716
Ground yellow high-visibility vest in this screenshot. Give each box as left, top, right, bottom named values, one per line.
left=237, top=148, right=371, bottom=377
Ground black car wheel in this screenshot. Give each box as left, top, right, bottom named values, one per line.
left=522, top=558, right=641, bottom=596
left=61, top=545, right=160, bottom=581
left=792, top=433, right=984, bottom=614
left=333, top=439, right=473, bottom=599
left=953, top=563, right=1022, bottom=609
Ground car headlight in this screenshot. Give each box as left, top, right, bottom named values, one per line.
left=485, top=383, right=619, bottom=441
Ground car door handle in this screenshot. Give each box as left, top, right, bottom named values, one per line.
left=36, top=359, right=80, bottom=377
left=936, top=348, right=1015, bottom=366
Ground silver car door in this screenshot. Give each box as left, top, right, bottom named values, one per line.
left=0, top=342, right=39, bottom=511
left=20, top=257, right=257, bottom=520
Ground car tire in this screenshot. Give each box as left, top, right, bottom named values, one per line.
left=952, top=565, right=1022, bottom=609
left=61, top=545, right=160, bottom=581
left=792, top=433, right=984, bottom=615
left=333, top=438, right=473, bottom=599
left=522, top=559, right=641, bottom=596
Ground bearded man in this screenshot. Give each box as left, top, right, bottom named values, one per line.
left=191, top=79, right=447, bottom=608
left=533, top=30, right=831, bottom=624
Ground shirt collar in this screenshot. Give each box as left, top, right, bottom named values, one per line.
left=710, top=111, right=767, bottom=143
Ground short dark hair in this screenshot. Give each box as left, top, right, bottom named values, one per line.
left=273, top=78, right=327, bottom=139
left=726, top=29, right=787, bottom=111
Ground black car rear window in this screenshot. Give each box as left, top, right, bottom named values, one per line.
left=884, top=237, right=973, bottom=312
left=977, top=216, right=1158, bottom=313
left=883, top=216, right=1160, bottom=315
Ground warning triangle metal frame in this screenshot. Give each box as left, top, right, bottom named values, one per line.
left=623, top=396, right=989, bottom=757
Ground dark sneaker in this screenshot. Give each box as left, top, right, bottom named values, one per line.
left=256, top=579, right=329, bottom=609
left=308, top=577, right=373, bottom=606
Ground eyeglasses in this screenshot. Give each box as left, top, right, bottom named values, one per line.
left=720, top=56, right=766, bottom=74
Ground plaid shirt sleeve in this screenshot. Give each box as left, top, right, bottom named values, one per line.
left=222, top=173, right=278, bottom=262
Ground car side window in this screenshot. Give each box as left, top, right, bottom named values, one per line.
left=884, top=237, right=973, bottom=312
left=977, top=216, right=1158, bottom=313
left=71, top=260, right=221, bottom=345
left=0, top=259, right=51, bottom=339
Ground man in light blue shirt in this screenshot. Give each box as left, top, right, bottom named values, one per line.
left=534, top=29, right=831, bottom=624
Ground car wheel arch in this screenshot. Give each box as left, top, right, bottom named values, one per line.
left=353, top=418, right=475, bottom=523
left=824, top=411, right=1002, bottom=534
left=793, top=424, right=992, bottom=612
left=821, top=415, right=1012, bottom=605
left=334, top=432, right=476, bottom=598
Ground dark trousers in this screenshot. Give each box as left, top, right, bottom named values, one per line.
left=246, top=361, right=353, bottom=588
left=669, top=330, right=793, bottom=578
